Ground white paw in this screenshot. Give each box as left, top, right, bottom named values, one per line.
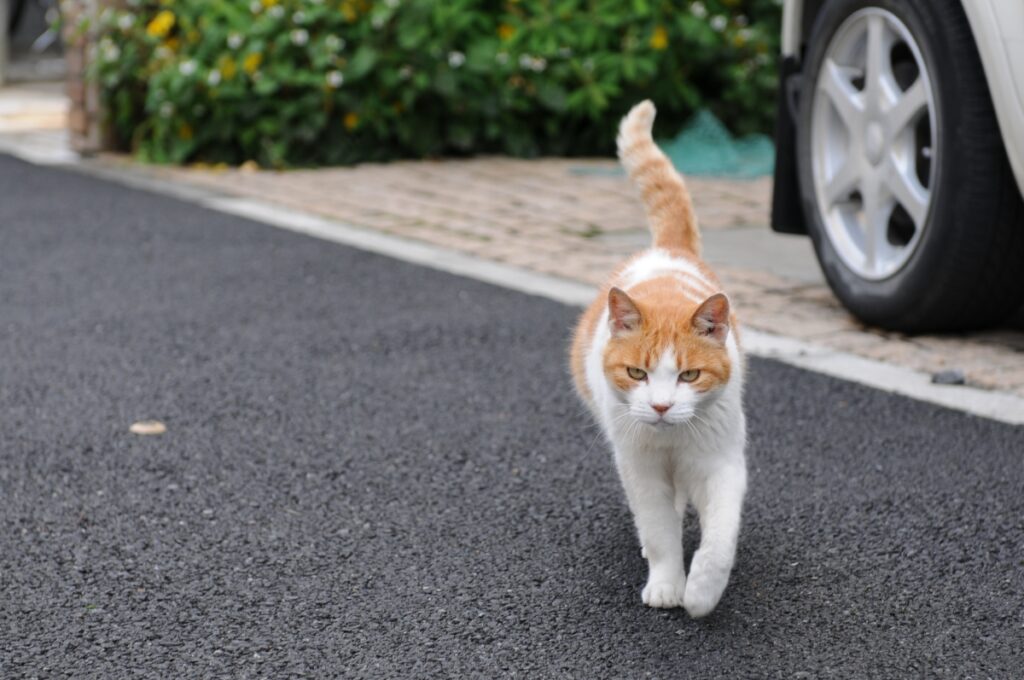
left=641, top=577, right=686, bottom=609
left=683, top=580, right=724, bottom=618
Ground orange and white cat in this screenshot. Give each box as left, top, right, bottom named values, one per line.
left=570, top=101, right=747, bottom=617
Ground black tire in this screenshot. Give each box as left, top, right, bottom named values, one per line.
left=797, top=0, right=1024, bottom=332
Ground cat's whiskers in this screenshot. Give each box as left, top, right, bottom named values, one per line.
left=577, top=408, right=631, bottom=460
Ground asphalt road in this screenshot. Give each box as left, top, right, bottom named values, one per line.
left=2, top=155, right=1022, bottom=678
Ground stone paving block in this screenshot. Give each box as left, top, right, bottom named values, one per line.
left=809, top=330, right=893, bottom=355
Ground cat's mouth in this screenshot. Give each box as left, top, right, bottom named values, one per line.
left=637, top=411, right=697, bottom=429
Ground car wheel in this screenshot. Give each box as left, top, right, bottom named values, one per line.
left=796, top=0, right=1024, bottom=332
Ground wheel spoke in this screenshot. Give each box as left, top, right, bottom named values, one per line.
left=864, top=15, right=893, bottom=98
left=820, top=59, right=865, bottom=130
left=887, top=77, right=927, bottom=137
left=860, top=175, right=893, bottom=275
left=887, top=161, right=929, bottom=227
left=825, top=158, right=861, bottom=207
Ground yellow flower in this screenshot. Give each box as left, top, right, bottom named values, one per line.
left=497, top=24, right=515, bottom=41
left=219, top=56, right=238, bottom=79
left=340, top=0, right=357, bottom=22
left=146, top=10, right=176, bottom=39
left=344, top=112, right=359, bottom=130
left=243, top=52, right=263, bottom=74
left=650, top=25, right=668, bottom=51
left=178, top=123, right=193, bottom=140
left=261, top=0, right=279, bottom=6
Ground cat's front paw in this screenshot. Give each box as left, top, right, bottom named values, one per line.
left=641, top=577, right=686, bottom=609
left=683, top=580, right=725, bottom=618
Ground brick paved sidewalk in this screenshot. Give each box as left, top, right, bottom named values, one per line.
left=102, top=156, right=1021, bottom=400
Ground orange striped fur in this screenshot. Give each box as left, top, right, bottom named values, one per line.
left=615, top=100, right=701, bottom=255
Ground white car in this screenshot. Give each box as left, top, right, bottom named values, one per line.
left=771, top=0, right=1024, bottom=331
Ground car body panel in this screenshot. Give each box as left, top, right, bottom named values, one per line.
left=962, top=0, right=1024, bottom=199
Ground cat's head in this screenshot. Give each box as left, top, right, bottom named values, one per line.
left=602, top=283, right=733, bottom=427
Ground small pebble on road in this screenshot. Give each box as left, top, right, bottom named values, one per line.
left=931, top=369, right=966, bottom=385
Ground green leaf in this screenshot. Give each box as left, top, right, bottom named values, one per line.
left=536, top=81, right=568, bottom=112
left=346, top=46, right=378, bottom=81
left=433, top=68, right=457, bottom=97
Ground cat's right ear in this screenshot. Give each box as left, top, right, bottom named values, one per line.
left=608, top=287, right=642, bottom=336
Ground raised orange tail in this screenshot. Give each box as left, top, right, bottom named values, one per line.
left=616, top=100, right=700, bottom=255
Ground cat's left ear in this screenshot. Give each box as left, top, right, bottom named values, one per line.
left=691, top=293, right=730, bottom=344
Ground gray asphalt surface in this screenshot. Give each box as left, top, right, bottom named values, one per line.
left=1, top=154, right=1022, bottom=678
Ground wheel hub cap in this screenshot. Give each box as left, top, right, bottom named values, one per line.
left=864, top=122, right=885, bottom=166
left=810, top=8, right=937, bottom=280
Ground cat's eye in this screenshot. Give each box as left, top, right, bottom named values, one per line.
left=679, top=369, right=700, bottom=383
left=627, top=367, right=647, bottom=381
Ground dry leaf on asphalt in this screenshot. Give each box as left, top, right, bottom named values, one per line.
left=129, top=420, right=166, bottom=435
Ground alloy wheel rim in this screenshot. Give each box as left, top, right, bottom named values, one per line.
left=811, top=8, right=938, bottom=281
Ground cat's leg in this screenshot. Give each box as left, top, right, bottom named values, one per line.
left=684, top=460, right=746, bottom=618
left=615, top=444, right=685, bottom=608
left=642, top=491, right=686, bottom=559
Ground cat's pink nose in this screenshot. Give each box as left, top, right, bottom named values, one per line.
left=652, top=403, right=671, bottom=415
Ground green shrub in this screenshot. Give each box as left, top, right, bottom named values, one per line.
left=92, top=0, right=780, bottom=166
